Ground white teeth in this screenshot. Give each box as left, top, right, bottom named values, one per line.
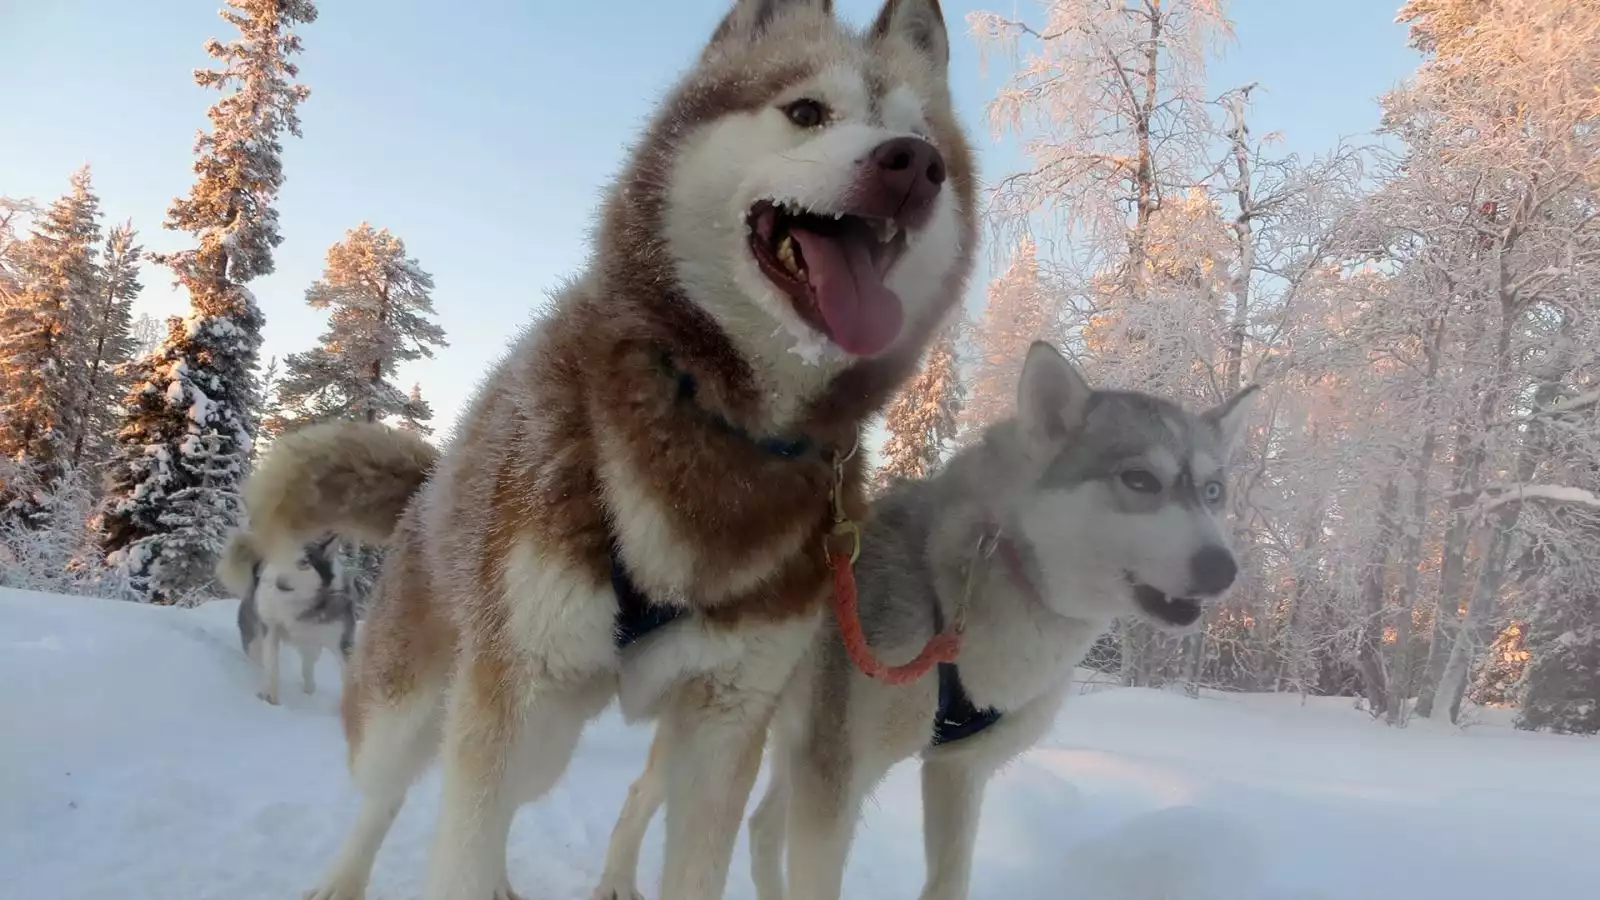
left=874, top=219, right=900, bottom=243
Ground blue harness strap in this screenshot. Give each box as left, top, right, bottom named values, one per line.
left=927, top=581, right=1003, bottom=747
left=932, top=661, right=1003, bottom=746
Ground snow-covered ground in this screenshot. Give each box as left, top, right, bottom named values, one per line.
left=3, top=588, right=1597, bottom=900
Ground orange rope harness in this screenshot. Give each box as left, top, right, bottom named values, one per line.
left=825, top=446, right=1015, bottom=685
left=828, top=546, right=964, bottom=685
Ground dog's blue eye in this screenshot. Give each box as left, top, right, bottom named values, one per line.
left=1204, top=481, right=1224, bottom=503
left=1120, top=470, right=1161, bottom=494
left=782, top=98, right=826, bottom=129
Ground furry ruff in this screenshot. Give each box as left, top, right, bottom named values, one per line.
left=236, top=421, right=438, bottom=571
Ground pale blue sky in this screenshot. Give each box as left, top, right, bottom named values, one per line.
left=2, top=0, right=1418, bottom=435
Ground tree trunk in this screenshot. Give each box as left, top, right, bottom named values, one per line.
left=1386, top=429, right=1436, bottom=723
left=1414, top=428, right=1474, bottom=717
left=1432, top=524, right=1511, bottom=722
left=1357, top=477, right=1400, bottom=716
left=1386, top=317, right=1446, bottom=723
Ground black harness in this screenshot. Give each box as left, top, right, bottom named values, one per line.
left=611, top=541, right=685, bottom=649
left=928, top=594, right=1002, bottom=747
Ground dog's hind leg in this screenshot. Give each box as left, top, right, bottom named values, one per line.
left=422, top=657, right=606, bottom=900
left=301, top=644, right=321, bottom=695
left=747, top=738, right=794, bottom=900
left=258, top=628, right=281, bottom=705
left=781, top=753, right=863, bottom=900
left=306, top=687, right=443, bottom=900
left=590, top=724, right=670, bottom=900
left=915, top=758, right=986, bottom=900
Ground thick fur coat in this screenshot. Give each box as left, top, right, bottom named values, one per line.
left=224, top=2, right=979, bottom=899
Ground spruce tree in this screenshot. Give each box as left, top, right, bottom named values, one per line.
left=1517, top=551, right=1600, bottom=735
left=274, top=223, right=446, bottom=433
left=101, top=0, right=317, bottom=603
left=877, top=322, right=964, bottom=490
left=0, top=167, right=103, bottom=484
left=960, top=238, right=1052, bottom=441
left=397, top=382, right=434, bottom=436
left=68, top=221, right=142, bottom=470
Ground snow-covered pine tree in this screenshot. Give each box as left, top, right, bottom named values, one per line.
left=1517, top=584, right=1600, bottom=735
left=877, top=321, right=964, bottom=490
left=0, top=197, right=37, bottom=303
left=100, top=0, right=317, bottom=603
left=0, top=167, right=103, bottom=487
left=960, top=237, right=1052, bottom=440
left=397, top=382, right=434, bottom=436
left=68, top=221, right=142, bottom=470
left=273, top=223, right=446, bottom=432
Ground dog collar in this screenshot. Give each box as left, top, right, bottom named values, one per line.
left=980, top=515, right=1048, bottom=611
left=658, top=351, right=826, bottom=462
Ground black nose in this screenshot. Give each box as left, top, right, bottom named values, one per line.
left=1188, top=546, right=1237, bottom=596
left=868, top=136, right=945, bottom=222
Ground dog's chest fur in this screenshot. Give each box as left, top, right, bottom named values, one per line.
left=420, top=278, right=929, bottom=640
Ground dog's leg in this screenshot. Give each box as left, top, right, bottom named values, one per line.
left=654, top=677, right=773, bottom=900
left=306, top=691, right=443, bottom=900
left=422, top=657, right=598, bottom=900
left=781, top=753, right=863, bottom=900
left=915, top=758, right=987, bottom=900
left=747, top=740, right=793, bottom=900
left=301, top=643, right=321, bottom=695
left=258, top=628, right=281, bottom=705
left=591, top=724, right=670, bottom=900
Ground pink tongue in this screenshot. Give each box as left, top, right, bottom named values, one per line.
left=789, top=227, right=903, bottom=356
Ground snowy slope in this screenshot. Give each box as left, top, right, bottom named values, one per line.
left=3, top=588, right=1598, bottom=900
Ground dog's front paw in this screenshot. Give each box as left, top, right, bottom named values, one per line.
left=257, top=688, right=280, bottom=705
left=589, top=884, right=644, bottom=900
left=303, top=680, right=317, bottom=695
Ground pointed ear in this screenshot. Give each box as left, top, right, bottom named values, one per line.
left=1017, top=341, right=1091, bottom=452
left=870, top=0, right=950, bottom=73
left=706, top=0, right=833, bottom=54
left=1204, top=384, right=1260, bottom=452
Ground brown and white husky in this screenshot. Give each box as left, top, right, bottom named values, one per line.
left=218, top=2, right=977, bottom=898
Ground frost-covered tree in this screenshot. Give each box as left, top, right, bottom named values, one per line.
left=962, top=238, right=1054, bottom=439
left=272, top=223, right=445, bottom=434
left=878, top=322, right=964, bottom=488
left=101, top=0, right=317, bottom=603
left=0, top=167, right=103, bottom=479
left=0, top=197, right=37, bottom=303
left=972, top=0, right=1232, bottom=300
left=1517, top=573, right=1600, bottom=735
left=128, top=313, right=163, bottom=359
left=396, top=382, right=433, bottom=436
left=68, top=221, right=142, bottom=470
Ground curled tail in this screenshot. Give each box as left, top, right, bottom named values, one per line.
left=217, top=421, right=440, bottom=594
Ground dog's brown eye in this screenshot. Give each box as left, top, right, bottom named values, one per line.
left=783, top=98, right=826, bottom=128
left=1120, top=470, right=1161, bottom=494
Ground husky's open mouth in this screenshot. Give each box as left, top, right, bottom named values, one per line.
left=747, top=200, right=909, bottom=357
left=1129, top=577, right=1204, bottom=628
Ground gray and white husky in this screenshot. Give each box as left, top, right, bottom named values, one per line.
left=592, top=341, right=1257, bottom=900
left=230, top=535, right=355, bottom=706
